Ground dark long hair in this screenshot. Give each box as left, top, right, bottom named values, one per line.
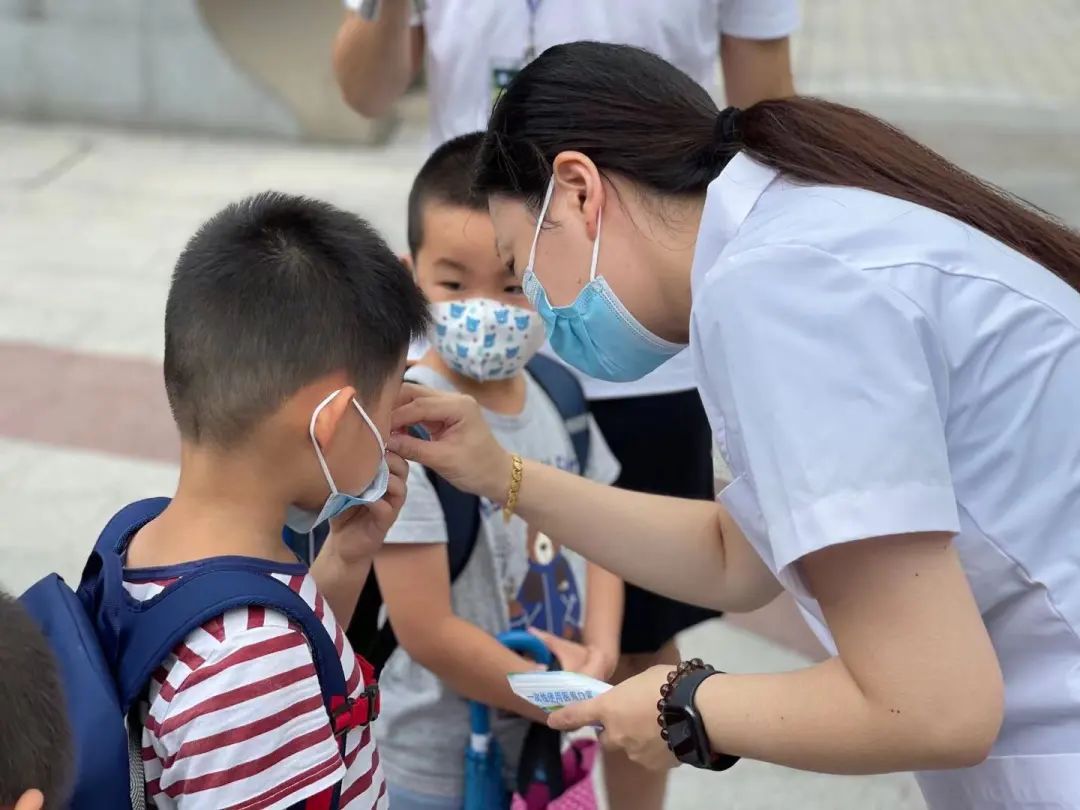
left=475, top=42, right=1080, bottom=291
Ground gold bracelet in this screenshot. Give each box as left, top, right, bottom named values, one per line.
left=502, top=454, right=524, bottom=523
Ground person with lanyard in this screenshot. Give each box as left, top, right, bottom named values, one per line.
left=387, top=42, right=1080, bottom=810
left=333, top=1, right=797, bottom=144
left=335, top=9, right=798, bottom=806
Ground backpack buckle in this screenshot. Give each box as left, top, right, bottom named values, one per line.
left=330, top=684, right=381, bottom=736
left=362, top=682, right=381, bottom=724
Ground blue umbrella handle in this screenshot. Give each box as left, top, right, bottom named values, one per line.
left=469, top=700, right=493, bottom=738
left=497, top=630, right=553, bottom=666
left=469, top=630, right=555, bottom=737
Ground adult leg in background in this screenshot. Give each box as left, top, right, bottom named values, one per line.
left=588, top=389, right=718, bottom=810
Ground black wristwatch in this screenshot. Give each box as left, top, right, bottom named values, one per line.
left=658, top=660, right=740, bottom=771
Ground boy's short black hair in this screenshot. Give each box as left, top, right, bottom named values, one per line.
left=0, top=591, right=72, bottom=808
left=407, top=132, right=487, bottom=257
left=165, top=192, right=430, bottom=446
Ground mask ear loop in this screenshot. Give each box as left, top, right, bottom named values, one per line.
left=308, top=389, right=385, bottom=493
left=529, top=177, right=602, bottom=283
left=527, top=179, right=556, bottom=271
left=350, top=398, right=387, bottom=455
left=308, top=389, right=343, bottom=495
left=588, top=206, right=603, bottom=283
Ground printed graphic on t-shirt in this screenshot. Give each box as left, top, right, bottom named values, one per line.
left=509, top=527, right=584, bottom=641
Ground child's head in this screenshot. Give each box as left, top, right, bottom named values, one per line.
left=165, top=192, right=429, bottom=517
left=0, top=592, right=72, bottom=810
left=407, top=133, right=545, bottom=382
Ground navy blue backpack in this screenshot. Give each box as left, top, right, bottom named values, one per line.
left=284, top=355, right=592, bottom=676
left=21, top=497, right=373, bottom=809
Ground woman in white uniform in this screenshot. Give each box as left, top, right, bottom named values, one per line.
left=387, top=42, right=1080, bottom=809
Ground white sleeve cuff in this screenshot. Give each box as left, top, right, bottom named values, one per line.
left=385, top=516, right=449, bottom=545
left=774, top=483, right=961, bottom=587
left=719, top=0, right=801, bottom=39
left=343, top=0, right=424, bottom=26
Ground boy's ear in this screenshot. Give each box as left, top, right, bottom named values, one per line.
left=13, top=789, right=45, bottom=810
left=311, top=387, right=357, bottom=451
left=400, top=252, right=415, bottom=278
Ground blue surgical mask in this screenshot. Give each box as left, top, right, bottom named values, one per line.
left=522, top=179, right=685, bottom=382
left=284, top=389, right=390, bottom=535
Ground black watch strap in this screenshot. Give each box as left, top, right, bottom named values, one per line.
left=662, top=666, right=740, bottom=772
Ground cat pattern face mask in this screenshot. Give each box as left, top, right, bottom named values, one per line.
left=430, top=298, right=546, bottom=381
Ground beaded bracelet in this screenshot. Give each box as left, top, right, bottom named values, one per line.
left=657, top=658, right=713, bottom=745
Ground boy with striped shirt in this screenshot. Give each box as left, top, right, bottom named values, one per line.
left=122, top=192, right=430, bottom=808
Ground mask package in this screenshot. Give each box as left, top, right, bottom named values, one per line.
left=508, top=671, right=612, bottom=713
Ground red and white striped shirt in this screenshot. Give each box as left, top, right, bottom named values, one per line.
left=124, top=565, right=386, bottom=810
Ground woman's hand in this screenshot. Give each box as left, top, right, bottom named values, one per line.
left=388, top=383, right=513, bottom=501
left=548, top=665, right=678, bottom=771
left=325, top=451, right=409, bottom=565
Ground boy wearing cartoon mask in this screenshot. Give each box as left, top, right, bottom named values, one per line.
left=376, top=133, right=624, bottom=809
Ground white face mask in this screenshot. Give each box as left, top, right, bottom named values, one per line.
left=284, top=389, right=389, bottom=534
left=430, top=298, right=546, bottom=381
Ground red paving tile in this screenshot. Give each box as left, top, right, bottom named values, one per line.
left=0, top=341, right=178, bottom=463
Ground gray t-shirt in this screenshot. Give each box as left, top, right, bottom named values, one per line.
left=377, top=364, right=620, bottom=797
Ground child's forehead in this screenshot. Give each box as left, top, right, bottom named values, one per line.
left=420, top=203, right=507, bottom=276
left=423, top=201, right=496, bottom=247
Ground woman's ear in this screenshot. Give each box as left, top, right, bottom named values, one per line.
left=552, top=151, right=604, bottom=240
left=311, top=387, right=357, bottom=451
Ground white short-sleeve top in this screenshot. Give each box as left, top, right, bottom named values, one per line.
left=691, top=153, right=1080, bottom=808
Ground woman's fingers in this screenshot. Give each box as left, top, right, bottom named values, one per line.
left=391, top=401, right=450, bottom=433
left=389, top=386, right=509, bottom=499
left=548, top=695, right=605, bottom=732
left=391, top=388, right=467, bottom=431
left=395, top=382, right=440, bottom=406
left=386, top=430, right=438, bottom=467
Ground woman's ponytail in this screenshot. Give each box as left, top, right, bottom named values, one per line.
left=477, top=42, right=1080, bottom=290
left=736, top=98, right=1080, bottom=290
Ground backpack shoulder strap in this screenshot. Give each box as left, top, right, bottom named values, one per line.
left=400, top=368, right=485, bottom=580
left=398, top=423, right=482, bottom=582
left=116, top=571, right=353, bottom=810
left=115, top=569, right=346, bottom=709
left=525, top=354, right=592, bottom=473
left=429, top=468, right=482, bottom=582
left=86, top=501, right=366, bottom=808
left=352, top=425, right=483, bottom=676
